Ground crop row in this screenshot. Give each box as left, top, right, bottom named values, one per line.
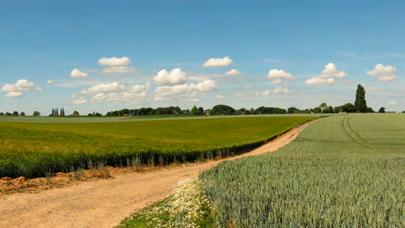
left=0, top=116, right=313, bottom=178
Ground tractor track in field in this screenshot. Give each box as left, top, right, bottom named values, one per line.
left=0, top=122, right=310, bottom=228
left=341, top=117, right=365, bottom=144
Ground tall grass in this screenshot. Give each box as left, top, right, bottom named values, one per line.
left=0, top=116, right=313, bottom=178
left=200, top=114, right=405, bottom=227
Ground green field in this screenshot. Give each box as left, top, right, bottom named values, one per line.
left=123, top=114, right=405, bottom=227
left=200, top=114, right=405, bottom=227
left=0, top=116, right=313, bottom=178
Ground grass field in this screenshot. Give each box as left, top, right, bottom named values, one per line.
left=0, top=116, right=313, bottom=178
left=124, top=114, right=405, bottom=227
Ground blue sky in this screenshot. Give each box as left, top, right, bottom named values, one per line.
left=1, top=0, right=404, bottom=114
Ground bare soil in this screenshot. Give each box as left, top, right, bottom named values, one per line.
left=0, top=123, right=308, bottom=228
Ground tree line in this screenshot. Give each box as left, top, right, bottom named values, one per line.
left=0, top=84, right=401, bottom=117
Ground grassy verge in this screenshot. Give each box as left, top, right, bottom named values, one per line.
left=119, top=179, right=216, bottom=228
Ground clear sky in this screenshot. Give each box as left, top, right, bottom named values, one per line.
left=1, top=0, right=404, bottom=114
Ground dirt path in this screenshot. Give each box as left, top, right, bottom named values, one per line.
left=0, top=123, right=309, bottom=228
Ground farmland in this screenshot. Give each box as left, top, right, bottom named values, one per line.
left=0, top=115, right=313, bottom=178
left=125, top=114, right=405, bottom=227
left=200, top=114, right=405, bottom=227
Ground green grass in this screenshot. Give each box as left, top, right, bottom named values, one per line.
left=0, top=115, right=313, bottom=178
left=200, top=114, right=405, bottom=227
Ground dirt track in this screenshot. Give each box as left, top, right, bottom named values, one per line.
left=0, top=123, right=308, bottom=228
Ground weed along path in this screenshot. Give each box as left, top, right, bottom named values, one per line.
left=0, top=123, right=310, bottom=228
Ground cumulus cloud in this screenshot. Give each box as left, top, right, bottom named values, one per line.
left=203, top=56, right=233, bottom=68
left=70, top=68, right=88, bottom=78
left=154, top=79, right=216, bottom=101
left=305, top=63, right=347, bottom=85
left=258, top=87, right=290, bottom=96
left=82, top=82, right=147, bottom=103
left=98, top=57, right=131, bottom=66
left=47, top=80, right=54, bottom=85
left=268, top=69, right=294, bottom=84
left=1, top=79, right=41, bottom=97
left=154, top=68, right=187, bottom=85
left=367, top=64, right=398, bottom=82
left=72, top=97, right=87, bottom=105
left=98, top=56, right=134, bottom=73
left=84, top=82, right=125, bottom=94
left=226, top=69, right=240, bottom=76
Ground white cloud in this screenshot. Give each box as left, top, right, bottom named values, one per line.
left=84, top=82, right=125, bottom=94
left=305, top=77, right=335, bottom=85
left=203, top=56, right=233, bottom=68
left=268, top=69, right=294, bottom=84
left=216, top=94, right=224, bottom=99
left=98, top=57, right=131, bottom=66
left=365, top=86, right=381, bottom=93
left=305, top=63, right=347, bottom=85
left=1, top=79, right=41, bottom=97
left=47, top=80, right=54, bottom=85
left=70, top=68, right=88, bottom=78
left=98, top=56, right=134, bottom=73
left=257, top=87, right=290, bottom=96
left=72, top=97, right=87, bottom=105
left=154, top=68, right=187, bottom=85
left=367, top=64, right=398, bottom=82
left=274, top=87, right=290, bottom=94
left=154, top=79, right=216, bottom=100
left=83, top=82, right=147, bottom=103
left=226, top=69, right=240, bottom=76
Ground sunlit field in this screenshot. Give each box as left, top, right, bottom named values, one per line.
left=200, top=114, right=405, bottom=227
left=0, top=116, right=313, bottom=178
left=124, top=114, right=405, bottom=227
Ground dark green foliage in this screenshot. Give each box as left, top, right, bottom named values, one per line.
left=255, top=106, right=287, bottom=114
left=354, top=84, right=368, bottom=113
left=334, top=103, right=355, bottom=113
left=191, top=105, right=204, bottom=116
left=379, top=107, right=386, bottom=113
left=33, top=111, right=41, bottom=117
left=210, top=105, right=236, bottom=115
left=20, top=112, right=25, bottom=116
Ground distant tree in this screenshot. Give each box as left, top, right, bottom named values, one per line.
left=72, top=110, right=80, bottom=116
left=191, top=105, right=204, bottom=116
left=33, top=111, right=41, bottom=117
left=191, top=105, right=198, bottom=115
left=366, top=107, right=375, bottom=113
left=0, top=112, right=4, bottom=116
left=378, top=107, right=386, bottom=113
left=60, top=108, right=65, bottom=117
left=312, top=107, right=322, bottom=113
left=319, top=103, right=328, bottom=112
left=287, top=107, right=301, bottom=114
left=20, top=112, right=26, bottom=116
left=210, top=105, right=236, bottom=115
left=255, top=106, right=287, bottom=114
left=354, top=84, right=368, bottom=113
left=12, top=111, right=19, bottom=116
left=6, top=112, right=12, bottom=116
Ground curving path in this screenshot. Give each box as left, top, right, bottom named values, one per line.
left=0, top=123, right=309, bottom=228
